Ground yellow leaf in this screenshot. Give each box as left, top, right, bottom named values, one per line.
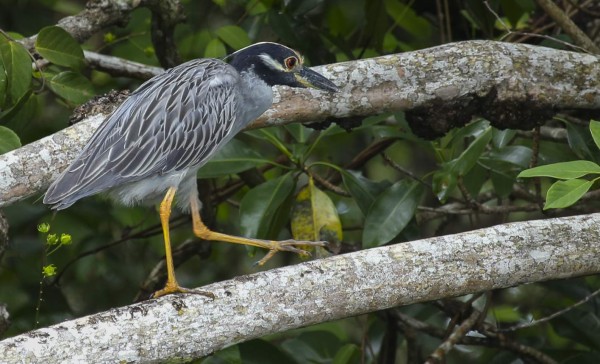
left=291, top=177, right=342, bottom=257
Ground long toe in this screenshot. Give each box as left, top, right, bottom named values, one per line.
left=253, top=239, right=329, bottom=266
left=152, top=284, right=215, bottom=300
left=276, top=239, right=328, bottom=252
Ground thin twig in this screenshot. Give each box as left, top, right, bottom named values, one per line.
left=496, top=286, right=600, bottom=332
left=425, top=309, right=482, bottom=364
left=483, top=0, right=591, bottom=53
left=535, top=0, right=600, bottom=53
left=381, top=153, right=431, bottom=188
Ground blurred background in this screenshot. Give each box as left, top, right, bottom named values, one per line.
left=1, top=0, right=600, bottom=362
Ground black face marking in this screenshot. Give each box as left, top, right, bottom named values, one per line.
left=227, top=43, right=304, bottom=88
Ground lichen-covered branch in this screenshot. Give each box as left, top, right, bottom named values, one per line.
left=1, top=213, right=599, bottom=363
left=83, top=51, right=163, bottom=79
left=20, top=0, right=143, bottom=51
left=1, top=40, right=599, bottom=207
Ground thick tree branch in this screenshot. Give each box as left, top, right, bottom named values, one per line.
left=1, top=213, right=599, bottom=362
left=20, top=0, right=142, bottom=51
left=1, top=40, right=599, bottom=207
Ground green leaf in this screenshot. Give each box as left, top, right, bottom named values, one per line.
left=35, top=26, right=84, bottom=70
left=518, top=161, right=600, bottom=179
left=449, top=125, right=492, bottom=175
left=215, top=25, right=251, bottom=50
left=362, top=180, right=424, bottom=248
left=492, top=128, right=516, bottom=148
left=488, top=145, right=532, bottom=168
left=333, top=344, right=360, bottom=364
left=554, top=309, right=600, bottom=349
left=281, top=331, right=342, bottom=363
left=590, top=120, right=600, bottom=151
left=432, top=166, right=457, bottom=203
left=285, top=123, right=313, bottom=144
left=0, top=36, right=32, bottom=106
left=493, top=305, right=525, bottom=323
left=444, top=119, right=490, bottom=149
left=268, top=12, right=302, bottom=45
left=341, top=170, right=389, bottom=215
left=462, top=163, right=487, bottom=197
left=384, top=0, right=431, bottom=39
left=538, top=140, right=579, bottom=165
left=0, top=125, right=21, bottom=154
left=47, top=71, right=93, bottom=104
left=197, top=139, right=270, bottom=178
left=239, top=339, right=298, bottom=364
left=0, top=89, right=32, bottom=122
left=204, top=38, right=227, bottom=58
left=491, top=170, right=516, bottom=198
left=566, top=122, right=596, bottom=161
left=544, top=179, right=593, bottom=210
left=239, top=173, right=295, bottom=239
left=0, top=61, right=6, bottom=106
left=202, top=345, right=241, bottom=364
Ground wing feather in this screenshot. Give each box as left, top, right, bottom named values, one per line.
left=44, top=59, right=241, bottom=208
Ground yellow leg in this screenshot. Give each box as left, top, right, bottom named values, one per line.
left=190, top=197, right=326, bottom=266
left=152, top=187, right=213, bottom=299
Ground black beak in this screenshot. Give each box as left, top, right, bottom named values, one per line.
left=295, top=67, right=339, bottom=92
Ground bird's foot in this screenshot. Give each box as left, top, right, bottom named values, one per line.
left=254, top=239, right=328, bottom=266
left=151, top=281, right=215, bottom=299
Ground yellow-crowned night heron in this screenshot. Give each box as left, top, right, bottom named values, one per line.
left=44, top=42, right=338, bottom=297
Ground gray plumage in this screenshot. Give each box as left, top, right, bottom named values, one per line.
left=44, top=42, right=337, bottom=212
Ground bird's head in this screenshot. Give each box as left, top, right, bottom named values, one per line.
left=227, top=42, right=339, bottom=93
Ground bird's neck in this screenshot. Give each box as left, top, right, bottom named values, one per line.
left=236, top=70, right=274, bottom=129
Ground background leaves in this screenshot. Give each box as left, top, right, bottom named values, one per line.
left=1, top=1, right=600, bottom=363
left=35, top=26, right=84, bottom=70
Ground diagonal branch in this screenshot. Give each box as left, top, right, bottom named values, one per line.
left=1, top=213, right=599, bottom=362
left=20, top=0, right=143, bottom=52
left=1, top=40, right=599, bottom=207
left=535, top=0, right=600, bottom=53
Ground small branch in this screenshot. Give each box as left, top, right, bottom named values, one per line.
left=308, top=170, right=351, bottom=196
left=0, top=304, right=9, bottom=337
left=516, top=125, right=568, bottom=141
left=497, top=285, right=600, bottom=332
left=484, top=0, right=589, bottom=53
left=84, top=51, right=163, bottom=79
left=0, top=211, right=7, bottom=261
left=530, top=126, right=543, bottom=208
left=535, top=0, right=600, bottom=53
left=394, top=307, right=557, bottom=364
left=382, top=153, right=431, bottom=188
left=426, top=309, right=481, bottom=363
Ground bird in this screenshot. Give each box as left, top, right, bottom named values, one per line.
left=43, top=42, right=339, bottom=298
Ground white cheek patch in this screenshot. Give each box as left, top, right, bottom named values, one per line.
left=258, top=54, right=285, bottom=71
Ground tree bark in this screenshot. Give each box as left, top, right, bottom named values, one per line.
left=1, top=213, right=599, bottom=363
left=1, top=40, right=599, bottom=207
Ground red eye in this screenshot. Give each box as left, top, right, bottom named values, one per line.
left=284, top=56, right=298, bottom=70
